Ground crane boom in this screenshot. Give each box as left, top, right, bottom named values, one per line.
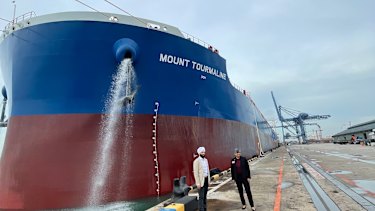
left=271, top=91, right=284, bottom=122
left=270, top=91, right=330, bottom=144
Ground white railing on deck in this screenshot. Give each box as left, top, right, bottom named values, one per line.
left=4, top=11, right=36, bottom=31
left=180, top=31, right=275, bottom=134
left=232, top=82, right=247, bottom=95
left=230, top=77, right=250, bottom=97
left=231, top=80, right=272, bottom=130
left=181, top=30, right=219, bottom=53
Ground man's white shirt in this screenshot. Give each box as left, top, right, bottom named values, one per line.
left=199, top=156, right=209, bottom=177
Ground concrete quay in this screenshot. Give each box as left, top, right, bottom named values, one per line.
left=206, top=147, right=315, bottom=211
left=290, top=143, right=375, bottom=210
left=151, top=143, right=375, bottom=211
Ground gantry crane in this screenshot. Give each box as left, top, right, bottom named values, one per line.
left=271, top=91, right=330, bottom=144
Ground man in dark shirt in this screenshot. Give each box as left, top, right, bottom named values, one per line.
left=351, top=134, right=356, bottom=144
left=231, top=148, right=255, bottom=210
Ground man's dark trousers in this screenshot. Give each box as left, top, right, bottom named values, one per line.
left=198, top=177, right=208, bottom=211
left=235, top=177, right=254, bottom=207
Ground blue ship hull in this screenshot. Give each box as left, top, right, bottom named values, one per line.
left=0, top=12, right=278, bottom=210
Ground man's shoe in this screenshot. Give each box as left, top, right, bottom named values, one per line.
left=242, top=205, right=246, bottom=209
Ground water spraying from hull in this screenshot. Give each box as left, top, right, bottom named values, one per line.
left=88, top=58, right=136, bottom=205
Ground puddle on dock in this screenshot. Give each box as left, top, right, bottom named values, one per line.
left=309, top=158, right=321, bottom=164
left=254, top=169, right=278, bottom=175
left=328, top=170, right=352, bottom=175
left=354, top=180, right=375, bottom=194
left=346, top=179, right=375, bottom=204
left=281, top=181, right=294, bottom=189
left=352, top=185, right=375, bottom=204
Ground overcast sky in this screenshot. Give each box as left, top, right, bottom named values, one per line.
left=0, top=0, right=374, bottom=144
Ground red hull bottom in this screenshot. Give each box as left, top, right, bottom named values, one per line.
left=0, top=114, right=276, bottom=210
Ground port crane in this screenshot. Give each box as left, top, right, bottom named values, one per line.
left=271, top=91, right=330, bottom=144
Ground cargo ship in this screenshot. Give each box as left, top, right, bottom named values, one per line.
left=0, top=12, right=278, bottom=210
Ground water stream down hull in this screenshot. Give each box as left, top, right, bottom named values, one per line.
left=0, top=12, right=278, bottom=210
left=1, top=114, right=265, bottom=209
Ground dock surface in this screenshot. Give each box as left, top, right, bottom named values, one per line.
left=207, top=146, right=316, bottom=211
left=151, top=143, right=375, bottom=210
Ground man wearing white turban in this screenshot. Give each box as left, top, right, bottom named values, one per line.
left=193, top=146, right=210, bottom=211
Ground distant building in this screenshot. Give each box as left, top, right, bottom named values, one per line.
left=332, top=119, right=375, bottom=144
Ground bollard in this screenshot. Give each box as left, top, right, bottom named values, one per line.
left=172, top=176, right=191, bottom=200
left=172, top=178, right=184, bottom=199
left=179, top=176, right=190, bottom=196
left=163, top=169, right=231, bottom=211
left=166, top=176, right=198, bottom=210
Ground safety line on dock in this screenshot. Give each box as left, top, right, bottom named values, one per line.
left=273, top=158, right=284, bottom=211
left=250, top=152, right=271, bottom=166
left=207, top=177, right=232, bottom=195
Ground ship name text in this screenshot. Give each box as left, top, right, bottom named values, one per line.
left=159, top=53, right=227, bottom=80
